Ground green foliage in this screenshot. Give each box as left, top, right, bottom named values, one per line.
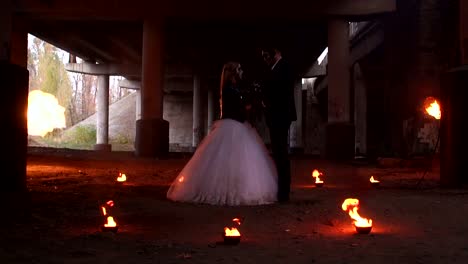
left=39, top=44, right=72, bottom=103
left=31, top=40, right=73, bottom=126
left=111, top=134, right=131, bottom=144
left=64, top=125, right=97, bottom=145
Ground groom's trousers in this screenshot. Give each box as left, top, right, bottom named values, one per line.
left=269, top=121, right=292, bottom=202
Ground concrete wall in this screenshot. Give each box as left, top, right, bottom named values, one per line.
left=163, top=93, right=193, bottom=152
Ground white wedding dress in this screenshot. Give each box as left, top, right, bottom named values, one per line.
left=166, top=118, right=278, bottom=206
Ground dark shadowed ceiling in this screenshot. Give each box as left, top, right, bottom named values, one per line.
left=16, top=0, right=395, bottom=83
left=27, top=17, right=328, bottom=81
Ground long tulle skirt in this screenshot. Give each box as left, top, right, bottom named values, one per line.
left=167, top=119, right=278, bottom=206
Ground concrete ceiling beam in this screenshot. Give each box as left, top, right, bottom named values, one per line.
left=14, top=0, right=395, bottom=20
left=119, top=79, right=141, bottom=90
left=72, top=37, right=116, bottom=62
left=65, top=62, right=141, bottom=76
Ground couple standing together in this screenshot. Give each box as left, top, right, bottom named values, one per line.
left=167, top=47, right=297, bottom=206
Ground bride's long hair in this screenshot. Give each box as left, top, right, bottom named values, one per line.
left=219, top=62, right=241, bottom=118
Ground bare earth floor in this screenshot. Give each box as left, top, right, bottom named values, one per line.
left=1, top=147, right=467, bottom=264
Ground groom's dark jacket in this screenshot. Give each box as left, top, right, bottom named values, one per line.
left=261, top=58, right=297, bottom=127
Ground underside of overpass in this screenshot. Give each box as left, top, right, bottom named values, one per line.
left=20, top=0, right=468, bottom=210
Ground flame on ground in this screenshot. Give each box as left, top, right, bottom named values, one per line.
left=117, top=173, right=127, bottom=182
left=341, top=198, right=373, bottom=228
left=424, top=97, right=441, bottom=120
left=224, top=227, right=241, bottom=237
left=27, top=90, right=66, bottom=137
left=233, top=218, right=242, bottom=225
left=104, top=216, right=117, bottom=227
left=312, top=169, right=324, bottom=184
left=370, top=176, right=380, bottom=183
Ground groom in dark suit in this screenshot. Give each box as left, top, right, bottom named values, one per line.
left=260, top=47, right=297, bottom=202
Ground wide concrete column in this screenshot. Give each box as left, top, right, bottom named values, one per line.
left=94, top=74, right=111, bottom=151
left=440, top=68, right=468, bottom=187
left=289, top=79, right=303, bottom=152
left=10, top=18, right=27, bottom=68
left=0, top=2, right=12, bottom=61
left=192, top=74, right=203, bottom=147
left=207, top=88, right=214, bottom=133
left=325, top=19, right=354, bottom=160
left=353, top=63, right=367, bottom=156
left=1, top=6, right=30, bottom=220
left=135, top=18, right=169, bottom=157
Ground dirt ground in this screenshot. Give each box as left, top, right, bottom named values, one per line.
left=1, top=147, right=468, bottom=264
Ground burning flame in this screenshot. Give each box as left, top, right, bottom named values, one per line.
left=104, top=216, right=117, bottom=227
left=312, top=169, right=324, bottom=184
left=101, top=200, right=114, bottom=216
left=341, top=198, right=373, bottom=228
left=27, top=90, right=66, bottom=137
left=370, top=176, right=380, bottom=183
left=117, top=173, right=127, bottom=182
left=224, top=227, right=241, bottom=237
left=233, top=218, right=242, bottom=225
left=424, top=97, right=441, bottom=120
left=178, top=176, right=184, bottom=183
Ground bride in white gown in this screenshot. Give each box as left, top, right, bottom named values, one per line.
left=166, top=62, right=278, bottom=206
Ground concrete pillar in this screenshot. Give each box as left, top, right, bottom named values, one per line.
left=304, top=78, right=322, bottom=155
left=0, top=2, right=12, bottom=61
left=135, top=89, right=141, bottom=121
left=207, top=88, right=214, bottom=133
left=94, top=74, right=112, bottom=151
left=192, top=74, right=203, bottom=147
left=325, top=19, right=354, bottom=160
left=9, top=18, right=27, bottom=68
left=135, top=18, right=169, bottom=157
left=0, top=6, right=30, bottom=219
left=289, top=79, right=303, bottom=152
left=68, top=54, right=77, bottom=63
left=353, top=63, right=367, bottom=156
left=440, top=68, right=468, bottom=187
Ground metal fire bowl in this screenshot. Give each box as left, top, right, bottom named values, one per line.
left=315, top=182, right=324, bottom=188
left=223, top=234, right=241, bottom=245
left=101, top=225, right=119, bottom=233
left=354, top=225, right=372, bottom=234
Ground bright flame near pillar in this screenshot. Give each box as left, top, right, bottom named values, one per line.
left=424, top=97, right=441, bottom=120
left=27, top=90, right=66, bottom=137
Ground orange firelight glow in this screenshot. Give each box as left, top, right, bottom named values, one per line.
left=27, top=90, right=66, bottom=137
left=117, top=173, right=127, bottom=182
left=312, top=169, right=324, bottom=184
left=101, top=206, right=107, bottom=216
left=424, top=97, right=441, bottom=120
left=104, top=216, right=117, bottom=227
left=370, top=176, right=380, bottom=183
left=224, top=227, right=241, bottom=237
left=341, top=198, right=373, bottom=228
